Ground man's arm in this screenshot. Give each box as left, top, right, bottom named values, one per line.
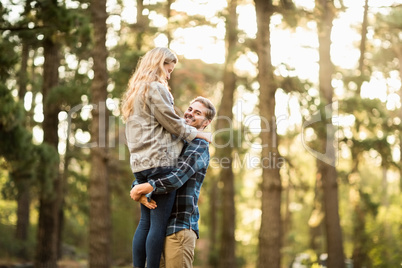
left=151, top=139, right=209, bottom=194
left=131, top=139, right=209, bottom=198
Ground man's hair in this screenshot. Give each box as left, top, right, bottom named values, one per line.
left=190, top=96, right=216, bottom=121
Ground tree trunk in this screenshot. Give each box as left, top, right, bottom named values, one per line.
left=208, top=178, right=219, bottom=267
left=89, top=0, right=111, bottom=267
left=351, top=189, right=368, bottom=268
left=254, top=1, right=282, bottom=267
left=315, top=1, right=345, bottom=267
left=166, top=0, right=173, bottom=47
left=357, top=0, right=369, bottom=88
left=217, top=2, right=238, bottom=267
left=318, top=162, right=345, bottom=268
left=135, top=0, right=147, bottom=51
left=35, top=36, right=62, bottom=268
left=15, top=40, right=31, bottom=261
left=397, top=36, right=402, bottom=193
left=18, top=42, right=29, bottom=100
left=15, top=175, right=31, bottom=260
left=309, top=177, right=324, bottom=256
left=351, top=1, right=370, bottom=266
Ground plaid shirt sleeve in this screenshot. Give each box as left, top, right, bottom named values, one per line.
left=149, top=139, right=209, bottom=194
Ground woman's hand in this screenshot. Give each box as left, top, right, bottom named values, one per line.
left=139, top=195, right=157, bottom=209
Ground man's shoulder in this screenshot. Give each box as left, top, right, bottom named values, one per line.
left=181, top=138, right=209, bottom=156
left=188, top=138, right=209, bottom=149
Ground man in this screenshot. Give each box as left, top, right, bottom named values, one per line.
left=130, top=96, right=216, bottom=268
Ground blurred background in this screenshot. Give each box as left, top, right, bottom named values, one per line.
left=0, top=0, right=401, bottom=267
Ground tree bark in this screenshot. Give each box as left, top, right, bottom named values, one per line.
left=89, top=0, right=111, bottom=267
left=18, top=42, right=29, bottom=100
left=315, top=1, right=345, bottom=267
left=352, top=2, right=370, bottom=266
left=254, top=1, right=282, bottom=267
left=208, top=178, right=219, bottom=267
left=135, top=0, right=147, bottom=51
left=166, top=0, right=173, bottom=47
left=397, top=25, right=402, bottom=193
left=217, top=1, right=238, bottom=267
left=35, top=36, right=62, bottom=268
left=15, top=39, right=31, bottom=261
left=15, top=174, right=31, bottom=260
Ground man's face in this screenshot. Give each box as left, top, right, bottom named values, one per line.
left=184, top=101, right=210, bottom=130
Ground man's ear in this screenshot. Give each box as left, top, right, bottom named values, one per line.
left=202, top=119, right=212, bottom=130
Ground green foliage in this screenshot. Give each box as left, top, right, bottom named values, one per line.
left=278, top=72, right=312, bottom=94
left=109, top=46, right=144, bottom=98
left=45, top=82, right=88, bottom=109
left=171, top=58, right=223, bottom=107
left=0, top=85, right=24, bottom=133
left=366, top=202, right=402, bottom=267
left=372, top=6, right=402, bottom=73
left=0, top=36, right=19, bottom=80
left=35, top=143, right=59, bottom=198
left=0, top=84, right=37, bottom=200
left=0, top=221, right=36, bottom=260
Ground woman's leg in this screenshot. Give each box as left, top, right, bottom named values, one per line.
left=145, top=190, right=176, bottom=268
left=132, top=204, right=150, bottom=268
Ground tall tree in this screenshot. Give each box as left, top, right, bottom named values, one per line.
left=350, top=1, right=371, bottom=267
left=89, top=0, right=111, bottom=266
left=134, top=0, right=149, bottom=51
left=35, top=32, right=62, bottom=268
left=0, top=32, right=36, bottom=261
left=15, top=8, right=34, bottom=258
left=34, top=0, right=64, bottom=265
left=314, top=0, right=345, bottom=267
left=254, top=0, right=282, bottom=267
left=216, top=0, right=238, bottom=267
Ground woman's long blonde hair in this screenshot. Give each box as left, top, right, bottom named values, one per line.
left=121, top=47, right=178, bottom=121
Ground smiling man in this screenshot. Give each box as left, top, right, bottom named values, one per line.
left=130, top=96, right=216, bottom=268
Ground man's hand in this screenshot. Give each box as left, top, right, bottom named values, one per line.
left=130, top=183, right=154, bottom=201
left=139, top=195, right=157, bottom=209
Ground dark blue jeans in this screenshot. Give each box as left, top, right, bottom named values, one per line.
left=132, top=167, right=176, bottom=268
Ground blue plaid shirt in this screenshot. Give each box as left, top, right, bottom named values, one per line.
left=148, top=138, right=210, bottom=238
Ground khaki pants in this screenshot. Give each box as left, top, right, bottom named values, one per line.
left=160, top=229, right=197, bottom=268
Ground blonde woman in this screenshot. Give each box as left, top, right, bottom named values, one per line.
left=121, top=47, right=209, bottom=268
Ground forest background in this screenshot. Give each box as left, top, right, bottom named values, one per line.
left=0, top=0, right=401, bottom=267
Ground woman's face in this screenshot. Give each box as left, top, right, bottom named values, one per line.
left=163, top=62, right=176, bottom=81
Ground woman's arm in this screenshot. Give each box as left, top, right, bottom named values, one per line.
left=148, top=82, right=198, bottom=142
